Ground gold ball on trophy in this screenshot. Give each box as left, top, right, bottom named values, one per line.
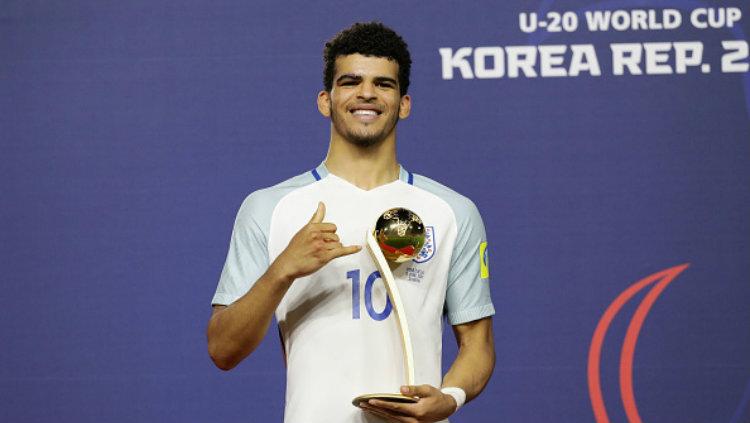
left=374, top=208, right=426, bottom=263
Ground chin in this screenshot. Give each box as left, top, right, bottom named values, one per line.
left=346, top=134, right=384, bottom=148
left=340, top=125, right=390, bottom=147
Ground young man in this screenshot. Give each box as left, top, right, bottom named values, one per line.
left=207, top=22, right=495, bottom=422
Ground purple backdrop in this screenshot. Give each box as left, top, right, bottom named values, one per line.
left=2, top=1, right=749, bottom=422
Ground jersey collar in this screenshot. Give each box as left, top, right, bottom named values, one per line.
left=312, top=162, right=414, bottom=186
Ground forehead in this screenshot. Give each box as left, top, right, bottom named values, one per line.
left=333, top=53, right=399, bottom=79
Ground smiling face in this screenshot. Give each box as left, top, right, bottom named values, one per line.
left=318, top=54, right=411, bottom=147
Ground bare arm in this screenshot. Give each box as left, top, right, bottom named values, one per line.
left=443, top=317, right=495, bottom=401
left=207, top=265, right=293, bottom=370
left=206, top=202, right=360, bottom=370
left=361, top=317, right=495, bottom=422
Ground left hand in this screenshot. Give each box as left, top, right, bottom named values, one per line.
left=359, top=385, right=458, bottom=422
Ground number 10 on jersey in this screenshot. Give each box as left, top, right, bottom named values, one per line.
left=347, top=269, right=393, bottom=321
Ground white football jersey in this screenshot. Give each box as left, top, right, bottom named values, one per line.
left=213, top=164, right=494, bottom=423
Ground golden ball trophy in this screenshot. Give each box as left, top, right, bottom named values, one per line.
left=353, top=208, right=426, bottom=406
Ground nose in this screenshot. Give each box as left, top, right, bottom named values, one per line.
left=356, top=80, right=377, bottom=101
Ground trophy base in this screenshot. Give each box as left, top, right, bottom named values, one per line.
left=352, top=393, right=418, bottom=407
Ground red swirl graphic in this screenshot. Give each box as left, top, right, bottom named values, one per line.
left=588, top=263, right=690, bottom=423
left=378, top=241, right=416, bottom=256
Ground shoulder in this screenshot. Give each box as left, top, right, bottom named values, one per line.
left=235, top=170, right=319, bottom=226
left=410, top=173, right=482, bottom=224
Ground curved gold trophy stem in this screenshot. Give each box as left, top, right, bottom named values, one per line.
left=353, top=231, right=418, bottom=407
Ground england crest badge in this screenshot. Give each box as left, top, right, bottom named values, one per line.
left=413, top=226, right=436, bottom=263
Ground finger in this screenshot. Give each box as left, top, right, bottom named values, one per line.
left=367, top=399, right=413, bottom=414
left=361, top=404, right=408, bottom=422
left=326, top=245, right=362, bottom=260
left=401, top=384, right=434, bottom=397
left=324, top=241, right=343, bottom=250
left=321, top=232, right=340, bottom=243
left=311, top=222, right=337, bottom=233
left=309, top=202, right=325, bottom=224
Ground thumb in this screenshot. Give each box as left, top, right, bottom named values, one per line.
left=309, top=201, right=326, bottom=223
left=401, top=384, right=434, bottom=397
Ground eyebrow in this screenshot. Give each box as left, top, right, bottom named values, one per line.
left=335, top=74, right=361, bottom=84
left=335, top=74, right=398, bottom=86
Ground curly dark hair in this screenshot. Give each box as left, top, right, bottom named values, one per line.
left=323, top=22, right=411, bottom=96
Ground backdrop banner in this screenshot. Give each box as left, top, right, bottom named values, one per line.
left=2, top=1, right=749, bottom=422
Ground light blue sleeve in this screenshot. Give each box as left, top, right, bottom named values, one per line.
left=211, top=171, right=317, bottom=306
left=444, top=198, right=495, bottom=325
left=411, top=174, right=495, bottom=325
left=211, top=191, right=271, bottom=306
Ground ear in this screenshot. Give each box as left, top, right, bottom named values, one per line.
left=398, top=94, right=411, bottom=119
left=317, top=90, right=331, bottom=117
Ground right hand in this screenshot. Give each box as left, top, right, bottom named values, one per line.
left=271, top=202, right=361, bottom=283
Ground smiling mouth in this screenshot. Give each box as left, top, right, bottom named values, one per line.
left=350, top=108, right=381, bottom=122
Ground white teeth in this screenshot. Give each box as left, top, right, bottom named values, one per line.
left=353, top=110, right=377, bottom=116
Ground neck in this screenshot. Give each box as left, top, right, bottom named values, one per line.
left=324, top=130, right=400, bottom=191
